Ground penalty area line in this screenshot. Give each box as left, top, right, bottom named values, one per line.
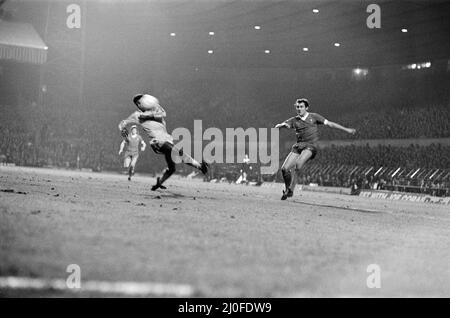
left=0, top=276, right=194, bottom=297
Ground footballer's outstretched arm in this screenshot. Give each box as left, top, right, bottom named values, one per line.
left=325, top=120, right=356, bottom=135
left=118, top=140, right=126, bottom=154
left=274, top=121, right=290, bottom=129
left=118, top=112, right=140, bottom=131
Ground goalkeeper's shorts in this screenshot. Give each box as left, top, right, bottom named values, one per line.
left=150, top=141, right=169, bottom=154
left=291, top=142, right=318, bottom=159
left=150, top=141, right=183, bottom=156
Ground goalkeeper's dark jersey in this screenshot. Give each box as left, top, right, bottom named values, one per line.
left=283, top=113, right=327, bottom=144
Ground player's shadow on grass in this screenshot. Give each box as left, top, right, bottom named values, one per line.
left=292, top=200, right=384, bottom=214
left=142, top=191, right=187, bottom=200
left=159, top=191, right=186, bottom=199
left=143, top=191, right=217, bottom=201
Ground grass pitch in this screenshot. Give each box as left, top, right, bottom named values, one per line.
left=1, top=166, right=449, bottom=297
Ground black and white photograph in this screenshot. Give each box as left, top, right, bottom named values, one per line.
left=0, top=0, right=449, bottom=302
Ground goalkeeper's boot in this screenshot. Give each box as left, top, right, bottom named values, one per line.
left=281, top=188, right=293, bottom=200
left=200, top=161, right=209, bottom=175
left=151, top=177, right=167, bottom=191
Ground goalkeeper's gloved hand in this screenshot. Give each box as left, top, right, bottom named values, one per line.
left=139, top=113, right=163, bottom=123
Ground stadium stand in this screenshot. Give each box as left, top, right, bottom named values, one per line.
left=1, top=93, right=449, bottom=197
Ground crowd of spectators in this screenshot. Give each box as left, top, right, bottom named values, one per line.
left=290, top=166, right=449, bottom=198
left=317, top=106, right=450, bottom=140
left=0, top=124, right=119, bottom=171
left=1, top=100, right=448, bottom=197
left=152, top=76, right=449, bottom=141
left=316, top=143, right=450, bottom=169
left=203, top=144, right=449, bottom=197
left=185, top=143, right=450, bottom=197
left=0, top=103, right=120, bottom=171
left=258, top=144, right=450, bottom=197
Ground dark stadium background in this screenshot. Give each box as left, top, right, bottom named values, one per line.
left=1, top=0, right=450, bottom=299
left=1, top=0, right=449, bottom=196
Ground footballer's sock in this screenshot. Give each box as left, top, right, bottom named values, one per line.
left=184, top=160, right=201, bottom=170
left=181, top=154, right=202, bottom=170
left=159, top=168, right=174, bottom=185
left=282, top=168, right=292, bottom=191
left=151, top=177, right=166, bottom=191
left=200, top=161, right=209, bottom=175
left=182, top=157, right=208, bottom=175
left=290, top=169, right=298, bottom=192
left=173, top=146, right=204, bottom=171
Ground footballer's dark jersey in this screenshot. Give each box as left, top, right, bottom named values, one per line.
left=284, top=112, right=327, bottom=144
left=125, top=134, right=143, bottom=156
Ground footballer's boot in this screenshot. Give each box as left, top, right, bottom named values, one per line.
left=200, top=161, right=209, bottom=175
left=151, top=177, right=167, bottom=191
left=281, top=188, right=294, bottom=200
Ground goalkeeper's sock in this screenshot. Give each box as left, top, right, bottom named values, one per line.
left=151, top=177, right=167, bottom=191
left=200, top=161, right=209, bottom=175
left=181, top=154, right=202, bottom=170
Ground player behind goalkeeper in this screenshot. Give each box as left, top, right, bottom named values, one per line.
left=118, top=125, right=146, bottom=181
left=275, top=98, right=356, bottom=200
left=118, top=94, right=208, bottom=190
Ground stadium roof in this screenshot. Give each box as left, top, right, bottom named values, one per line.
left=0, top=19, right=47, bottom=64
left=91, top=0, right=450, bottom=69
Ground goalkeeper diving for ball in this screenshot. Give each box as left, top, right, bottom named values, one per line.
left=118, top=94, right=208, bottom=191
left=275, top=98, right=356, bottom=200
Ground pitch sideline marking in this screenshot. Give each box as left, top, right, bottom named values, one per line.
left=0, top=276, right=194, bottom=297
